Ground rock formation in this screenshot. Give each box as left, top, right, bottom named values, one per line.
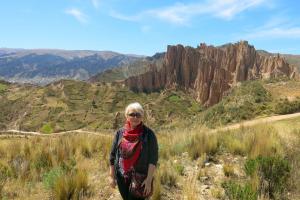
left=125, top=41, right=297, bottom=106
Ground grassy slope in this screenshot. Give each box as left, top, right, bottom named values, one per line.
left=200, top=80, right=300, bottom=128
left=1, top=78, right=300, bottom=132
left=89, top=57, right=164, bottom=83
left=0, top=80, right=202, bottom=132
left=1, top=79, right=300, bottom=199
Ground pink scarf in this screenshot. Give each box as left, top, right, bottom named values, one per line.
left=119, top=120, right=143, bottom=176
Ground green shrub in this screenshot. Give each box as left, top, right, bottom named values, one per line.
left=274, top=98, right=300, bottom=114
left=41, top=123, right=54, bottom=134
left=168, top=94, right=181, bottom=102
left=34, top=148, right=53, bottom=172
left=222, top=181, right=257, bottom=200
left=43, top=167, right=64, bottom=189
left=245, top=156, right=291, bottom=199
left=203, top=81, right=273, bottom=127
left=244, top=159, right=258, bottom=177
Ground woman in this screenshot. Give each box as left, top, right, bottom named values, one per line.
left=109, top=102, right=158, bottom=200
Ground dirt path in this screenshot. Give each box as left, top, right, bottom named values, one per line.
left=210, top=112, right=300, bottom=133
left=0, top=129, right=113, bottom=138
left=1, top=112, right=300, bottom=138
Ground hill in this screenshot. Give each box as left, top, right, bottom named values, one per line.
left=0, top=79, right=202, bottom=132
left=1, top=78, right=300, bottom=134
left=88, top=53, right=165, bottom=83
left=0, top=48, right=142, bottom=85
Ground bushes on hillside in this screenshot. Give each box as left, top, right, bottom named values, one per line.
left=222, top=181, right=257, bottom=200
left=223, top=156, right=291, bottom=200
left=202, top=81, right=273, bottom=127
left=274, top=97, right=300, bottom=114
left=244, top=156, right=291, bottom=199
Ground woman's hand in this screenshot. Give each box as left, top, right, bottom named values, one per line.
left=142, top=176, right=153, bottom=195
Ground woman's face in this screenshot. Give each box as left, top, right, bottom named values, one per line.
left=126, top=109, right=143, bottom=128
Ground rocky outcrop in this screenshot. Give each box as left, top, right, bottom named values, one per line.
left=125, top=41, right=297, bottom=106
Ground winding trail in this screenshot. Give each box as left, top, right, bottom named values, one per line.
left=211, top=112, right=300, bottom=133
left=1, top=112, right=300, bottom=138
left=0, top=129, right=113, bottom=138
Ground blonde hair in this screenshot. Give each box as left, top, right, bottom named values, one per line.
left=125, top=102, right=144, bottom=116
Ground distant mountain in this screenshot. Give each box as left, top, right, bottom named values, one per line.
left=88, top=52, right=165, bottom=83
left=0, top=48, right=143, bottom=85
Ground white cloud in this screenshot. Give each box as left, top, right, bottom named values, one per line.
left=65, top=8, right=88, bottom=24
left=91, top=0, right=100, bottom=9
left=109, top=10, right=141, bottom=21
left=110, top=0, right=267, bottom=25
left=245, top=27, right=300, bottom=39
left=212, top=0, right=266, bottom=19
left=241, top=18, right=300, bottom=39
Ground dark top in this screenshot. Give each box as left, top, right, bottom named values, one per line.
left=109, top=125, right=158, bottom=174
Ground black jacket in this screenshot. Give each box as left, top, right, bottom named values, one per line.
left=109, top=125, right=158, bottom=174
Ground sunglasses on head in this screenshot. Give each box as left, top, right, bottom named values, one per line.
left=128, top=112, right=142, bottom=118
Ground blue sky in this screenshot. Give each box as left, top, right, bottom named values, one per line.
left=0, top=0, right=299, bottom=56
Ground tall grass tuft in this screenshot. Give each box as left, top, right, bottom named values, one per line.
left=158, top=162, right=178, bottom=187
left=186, top=132, right=218, bottom=160
left=52, top=169, right=90, bottom=200
left=219, top=125, right=283, bottom=158
left=182, top=175, right=198, bottom=200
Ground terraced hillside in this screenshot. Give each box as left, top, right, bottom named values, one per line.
left=0, top=79, right=202, bottom=133
left=2, top=78, right=300, bottom=133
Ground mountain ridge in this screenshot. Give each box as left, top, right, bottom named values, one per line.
left=125, top=41, right=298, bottom=106
left=0, top=48, right=143, bottom=85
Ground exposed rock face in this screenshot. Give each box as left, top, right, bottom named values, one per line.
left=125, top=41, right=297, bottom=106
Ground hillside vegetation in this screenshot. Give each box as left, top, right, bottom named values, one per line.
left=0, top=80, right=202, bottom=133
left=201, top=80, right=300, bottom=128
left=88, top=53, right=164, bottom=83
left=2, top=79, right=300, bottom=132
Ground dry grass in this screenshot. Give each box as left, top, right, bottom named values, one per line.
left=151, top=174, right=162, bottom=200
left=182, top=175, right=198, bottom=200
left=0, top=116, right=299, bottom=199
left=223, top=163, right=235, bottom=177
left=0, top=133, right=112, bottom=199
left=157, top=161, right=178, bottom=188
left=219, top=125, right=284, bottom=158
left=264, top=80, right=300, bottom=100
left=52, top=169, right=90, bottom=200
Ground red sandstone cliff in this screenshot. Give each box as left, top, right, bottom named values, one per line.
left=125, top=41, right=297, bottom=106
